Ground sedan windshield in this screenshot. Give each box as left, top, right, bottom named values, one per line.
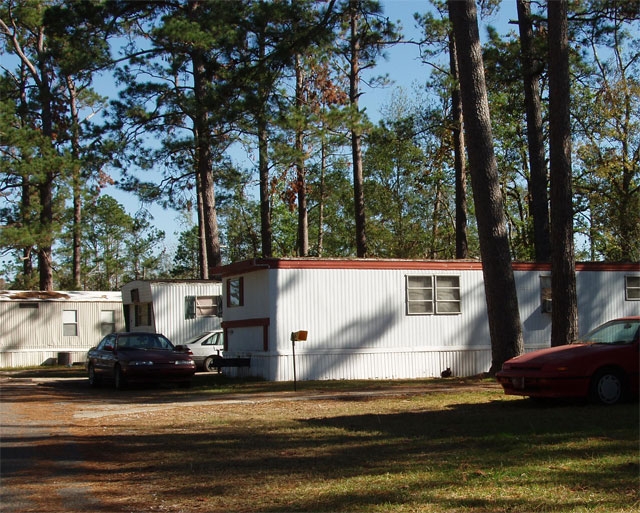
left=579, top=320, right=640, bottom=345
left=117, top=334, right=174, bottom=350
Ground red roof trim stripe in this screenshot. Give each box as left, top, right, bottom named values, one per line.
left=214, top=258, right=638, bottom=277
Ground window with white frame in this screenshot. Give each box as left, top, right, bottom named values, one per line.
left=406, top=275, right=461, bottom=315
left=626, top=276, right=640, bottom=300
left=63, top=309, right=78, bottom=336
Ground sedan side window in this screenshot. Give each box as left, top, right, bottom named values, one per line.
left=98, top=334, right=116, bottom=350
left=202, top=334, right=216, bottom=346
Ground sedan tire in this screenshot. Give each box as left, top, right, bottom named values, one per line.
left=88, top=364, right=101, bottom=388
left=590, top=368, right=625, bottom=405
left=204, top=356, right=222, bottom=373
left=114, top=365, right=128, bottom=390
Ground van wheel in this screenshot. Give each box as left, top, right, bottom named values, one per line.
left=114, top=365, right=127, bottom=390
left=590, top=368, right=625, bottom=405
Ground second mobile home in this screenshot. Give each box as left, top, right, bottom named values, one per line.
left=121, top=280, right=222, bottom=344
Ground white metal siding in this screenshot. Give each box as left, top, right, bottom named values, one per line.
left=513, top=271, right=552, bottom=348
left=241, top=347, right=493, bottom=382
left=121, top=281, right=222, bottom=343
left=150, top=282, right=222, bottom=343
left=121, top=281, right=155, bottom=332
left=224, top=271, right=271, bottom=353
left=0, top=294, right=124, bottom=367
left=576, top=270, right=639, bottom=334
left=224, top=271, right=271, bottom=322
left=221, top=264, right=639, bottom=382
left=270, top=268, right=491, bottom=353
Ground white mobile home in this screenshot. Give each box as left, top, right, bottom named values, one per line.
left=217, top=259, right=639, bottom=382
left=0, top=290, right=124, bottom=368
left=121, top=280, right=223, bottom=344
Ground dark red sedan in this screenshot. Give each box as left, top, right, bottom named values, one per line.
left=86, top=332, right=196, bottom=389
left=496, top=317, right=639, bottom=405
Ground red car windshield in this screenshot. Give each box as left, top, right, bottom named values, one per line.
left=579, top=320, right=640, bottom=345
left=117, top=335, right=174, bottom=350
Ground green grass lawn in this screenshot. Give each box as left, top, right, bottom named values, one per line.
left=3, top=366, right=638, bottom=511
left=65, top=374, right=639, bottom=513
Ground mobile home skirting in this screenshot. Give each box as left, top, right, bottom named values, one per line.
left=223, top=346, right=499, bottom=381
left=0, top=350, right=90, bottom=368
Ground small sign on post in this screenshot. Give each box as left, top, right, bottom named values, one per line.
left=291, top=330, right=308, bottom=391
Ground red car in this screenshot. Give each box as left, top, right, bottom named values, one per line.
left=87, top=332, right=196, bottom=389
left=496, top=317, right=640, bottom=405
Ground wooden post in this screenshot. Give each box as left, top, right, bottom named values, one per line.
left=290, top=331, right=308, bottom=391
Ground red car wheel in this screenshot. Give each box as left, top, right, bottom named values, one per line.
left=590, top=368, right=625, bottom=405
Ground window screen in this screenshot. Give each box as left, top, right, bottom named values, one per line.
left=407, top=276, right=433, bottom=314
left=406, top=275, right=461, bottom=315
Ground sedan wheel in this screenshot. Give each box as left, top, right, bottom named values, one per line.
left=88, top=365, right=101, bottom=388
left=204, top=356, right=221, bottom=373
left=590, top=369, right=624, bottom=405
left=114, top=365, right=127, bottom=390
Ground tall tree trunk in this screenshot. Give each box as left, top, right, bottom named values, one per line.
left=317, top=135, right=327, bottom=257
left=448, top=0, right=524, bottom=373
left=66, top=76, right=82, bottom=290
left=349, top=0, right=367, bottom=258
left=548, top=0, right=578, bottom=346
left=517, top=0, right=551, bottom=262
left=21, top=177, right=34, bottom=285
left=258, top=115, right=272, bottom=258
left=37, top=62, right=54, bottom=291
left=256, top=27, right=273, bottom=258
left=195, top=168, right=208, bottom=278
left=17, top=68, right=35, bottom=286
left=449, top=33, right=468, bottom=259
left=19, top=99, right=35, bottom=287
left=429, top=184, right=442, bottom=259
left=190, top=2, right=221, bottom=275
left=295, top=54, right=309, bottom=256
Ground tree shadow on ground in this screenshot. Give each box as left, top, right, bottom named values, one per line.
left=1, top=378, right=638, bottom=512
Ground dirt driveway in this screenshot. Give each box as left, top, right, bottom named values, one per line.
left=2, top=374, right=493, bottom=512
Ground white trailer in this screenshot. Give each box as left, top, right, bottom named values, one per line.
left=217, top=259, right=639, bottom=382
left=121, top=280, right=223, bottom=344
left=0, top=290, right=124, bottom=368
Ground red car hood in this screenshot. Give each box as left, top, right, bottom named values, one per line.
left=504, top=343, right=615, bottom=367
